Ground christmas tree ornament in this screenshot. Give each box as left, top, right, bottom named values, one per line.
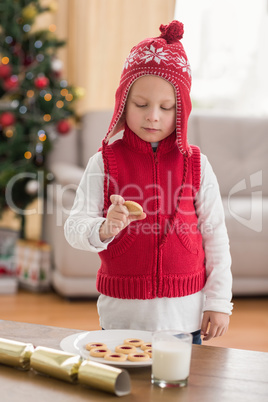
left=24, top=54, right=35, bottom=66
left=21, top=4, right=37, bottom=22
left=0, top=111, right=16, bottom=127
left=51, top=58, right=63, bottom=72
left=34, top=76, right=49, bottom=89
left=12, top=43, right=22, bottom=57
left=3, top=75, right=19, bottom=91
left=0, top=63, right=11, bottom=78
left=57, top=119, right=71, bottom=134
left=25, top=180, right=39, bottom=195
left=73, top=87, right=86, bottom=100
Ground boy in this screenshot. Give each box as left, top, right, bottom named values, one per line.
left=65, top=20, right=233, bottom=344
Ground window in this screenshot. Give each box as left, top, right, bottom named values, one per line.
left=175, top=0, right=268, bottom=115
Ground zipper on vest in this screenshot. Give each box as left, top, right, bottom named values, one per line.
left=153, top=152, right=160, bottom=296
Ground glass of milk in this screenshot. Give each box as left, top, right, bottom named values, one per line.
left=151, top=330, right=193, bottom=388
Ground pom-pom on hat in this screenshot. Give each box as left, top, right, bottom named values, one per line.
left=103, top=20, right=192, bottom=156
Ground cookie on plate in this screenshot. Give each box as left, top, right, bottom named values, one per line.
left=90, top=347, right=111, bottom=358
left=115, top=344, right=137, bottom=354
left=127, top=352, right=150, bottom=362
left=85, top=342, right=107, bottom=351
left=124, top=338, right=144, bottom=347
left=104, top=352, right=127, bottom=362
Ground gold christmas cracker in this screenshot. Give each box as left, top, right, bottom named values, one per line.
left=30, top=346, right=82, bottom=383
left=0, top=338, right=34, bottom=370
left=78, top=359, right=131, bottom=397
left=0, top=338, right=131, bottom=396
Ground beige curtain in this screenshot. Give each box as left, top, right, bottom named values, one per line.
left=39, top=0, right=176, bottom=115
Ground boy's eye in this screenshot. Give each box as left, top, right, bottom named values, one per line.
left=161, top=105, right=175, bottom=111
left=135, top=103, right=147, bottom=108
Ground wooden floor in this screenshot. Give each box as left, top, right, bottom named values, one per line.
left=1, top=289, right=268, bottom=352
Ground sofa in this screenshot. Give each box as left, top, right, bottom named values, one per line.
left=44, top=110, right=268, bottom=297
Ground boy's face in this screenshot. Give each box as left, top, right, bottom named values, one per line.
left=125, top=76, right=176, bottom=143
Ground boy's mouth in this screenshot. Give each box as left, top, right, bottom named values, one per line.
left=143, top=127, right=160, bottom=133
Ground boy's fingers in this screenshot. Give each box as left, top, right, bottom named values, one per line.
left=129, top=212, right=147, bottom=221
left=110, top=194, right=125, bottom=205
left=201, top=314, right=209, bottom=336
left=203, top=324, right=217, bottom=341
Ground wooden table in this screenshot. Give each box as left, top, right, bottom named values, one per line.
left=0, top=320, right=268, bottom=402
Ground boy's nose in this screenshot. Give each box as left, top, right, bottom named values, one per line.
left=146, top=107, right=159, bottom=122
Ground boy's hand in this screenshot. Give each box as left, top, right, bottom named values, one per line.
left=99, top=195, right=146, bottom=242
left=201, top=311, right=230, bottom=341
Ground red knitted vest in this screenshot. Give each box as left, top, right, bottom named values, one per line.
left=96, top=126, right=206, bottom=299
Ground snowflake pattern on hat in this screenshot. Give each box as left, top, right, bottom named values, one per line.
left=123, top=49, right=139, bottom=70
left=140, top=44, right=169, bottom=64
left=176, top=55, right=191, bottom=77
left=123, top=43, right=191, bottom=78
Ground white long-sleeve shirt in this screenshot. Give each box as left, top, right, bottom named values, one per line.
left=64, top=149, right=233, bottom=332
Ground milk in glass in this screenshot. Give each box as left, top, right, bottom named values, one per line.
left=151, top=331, right=192, bottom=387
left=152, top=340, right=191, bottom=381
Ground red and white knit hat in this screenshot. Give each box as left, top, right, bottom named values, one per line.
left=104, top=20, right=192, bottom=156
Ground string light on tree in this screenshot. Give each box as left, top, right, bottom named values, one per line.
left=24, top=151, right=32, bottom=160
left=5, top=129, right=14, bottom=138
left=49, top=24, right=57, bottom=33
left=43, top=114, right=51, bottom=122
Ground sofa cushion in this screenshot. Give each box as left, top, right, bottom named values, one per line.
left=223, top=197, right=268, bottom=277
left=188, top=113, right=268, bottom=196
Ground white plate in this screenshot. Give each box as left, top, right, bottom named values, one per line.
left=60, top=329, right=152, bottom=367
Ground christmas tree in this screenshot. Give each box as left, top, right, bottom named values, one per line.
left=0, top=0, right=80, bottom=236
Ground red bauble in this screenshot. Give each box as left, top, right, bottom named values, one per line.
left=34, top=76, right=49, bottom=89
left=0, top=111, right=16, bottom=127
left=0, top=64, right=12, bottom=79
left=23, top=54, right=34, bottom=66
left=3, top=75, right=19, bottom=91
left=57, top=119, right=71, bottom=134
